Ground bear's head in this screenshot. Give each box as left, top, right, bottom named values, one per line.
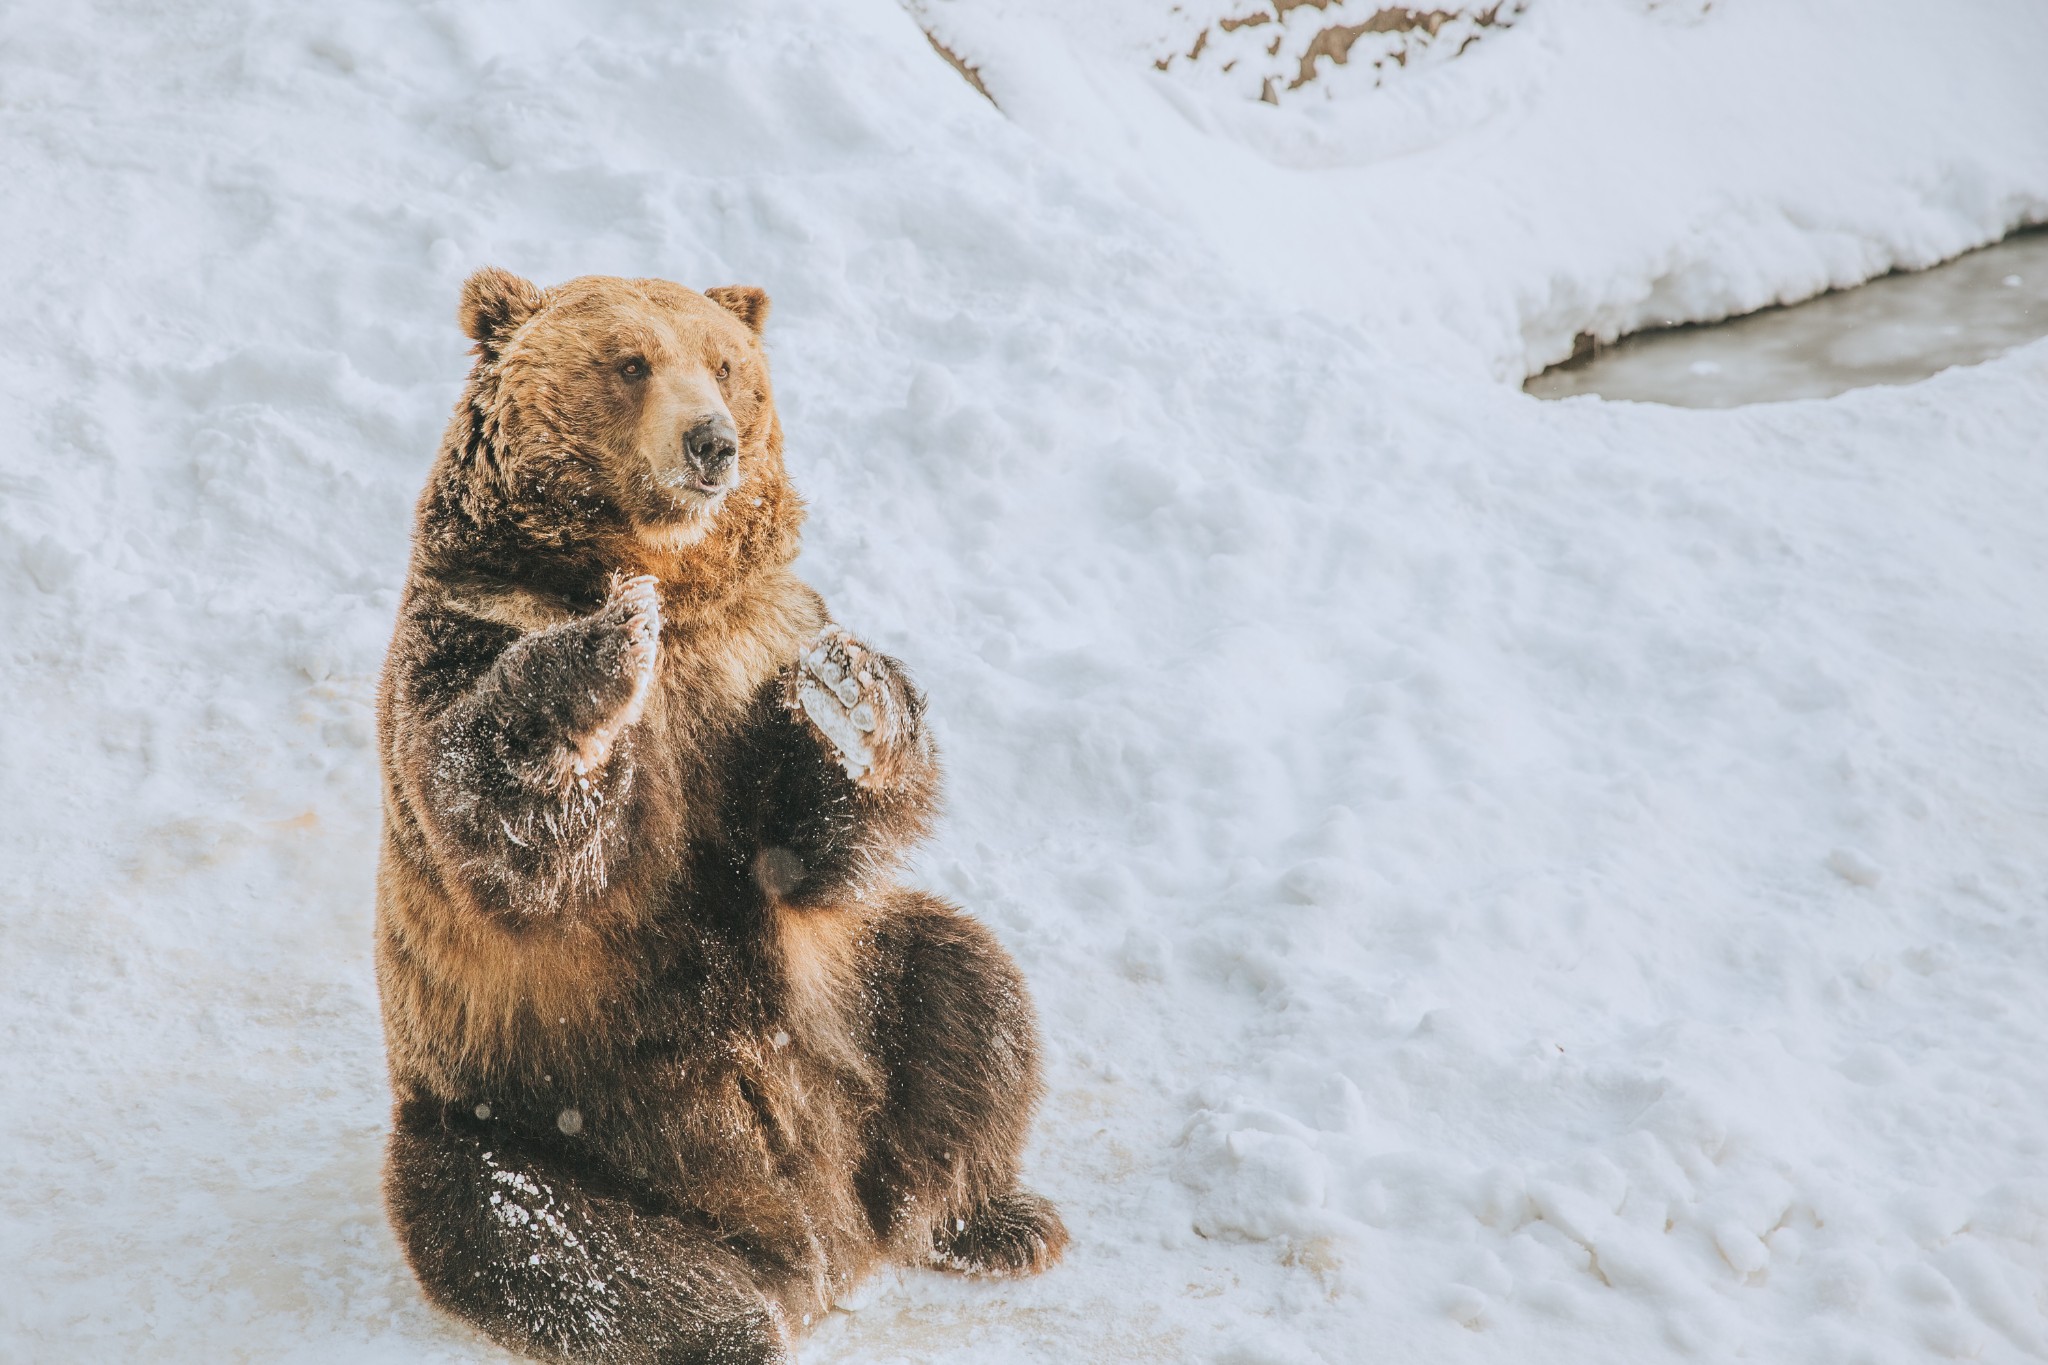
left=453, top=268, right=798, bottom=589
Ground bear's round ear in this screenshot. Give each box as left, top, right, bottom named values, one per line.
left=459, top=267, right=546, bottom=354
left=705, top=286, right=771, bottom=334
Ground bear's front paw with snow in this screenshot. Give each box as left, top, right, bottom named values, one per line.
left=602, top=572, right=662, bottom=698
left=787, top=627, right=924, bottom=790
left=564, top=573, right=661, bottom=779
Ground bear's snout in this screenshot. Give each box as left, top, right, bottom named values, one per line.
left=678, top=415, right=738, bottom=493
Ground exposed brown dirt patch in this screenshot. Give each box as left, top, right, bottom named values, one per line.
left=919, top=25, right=997, bottom=107
left=1156, top=0, right=1524, bottom=104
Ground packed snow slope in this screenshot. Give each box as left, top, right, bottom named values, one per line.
left=4, top=1, right=2048, bottom=1361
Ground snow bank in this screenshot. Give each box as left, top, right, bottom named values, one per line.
left=914, top=0, right=2048, bottom=376
left=5, top=0, right=2048, bottom=1361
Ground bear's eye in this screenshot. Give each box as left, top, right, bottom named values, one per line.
left=716, top=360, right=731, bottom=382
left=617, top=357, right=648, bottom=380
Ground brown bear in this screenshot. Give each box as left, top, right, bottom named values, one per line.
left=373, top=268, right=1066, bottom=1363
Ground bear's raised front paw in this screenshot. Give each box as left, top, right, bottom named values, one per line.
left=931, top=1189, right=1069, bottom=1278
left=787, top=627, right=918, bottom=789
left=566, top=573, right=661, bottom=779
left=606, top=572, right=662, bottom=696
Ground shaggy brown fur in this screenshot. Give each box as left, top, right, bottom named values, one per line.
left=375, top=269, right=1065, bottom=1363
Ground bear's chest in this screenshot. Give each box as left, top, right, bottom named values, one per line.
left=625, top=593, right=820, bottom=843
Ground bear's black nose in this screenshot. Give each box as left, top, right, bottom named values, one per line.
left=684, top=416, right=738, bottom=488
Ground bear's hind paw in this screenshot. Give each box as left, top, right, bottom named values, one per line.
left=930, top=1189, right=1069, bottom=1278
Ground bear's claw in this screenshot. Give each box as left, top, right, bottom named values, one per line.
left=609, top=573, right=662, bottom=696
left=561, top=574, right=662, bottom=781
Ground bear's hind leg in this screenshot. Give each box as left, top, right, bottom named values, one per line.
left=858, top=894, right=1068, bottom=1277
left=387, top=1108, right=786, bottom=1364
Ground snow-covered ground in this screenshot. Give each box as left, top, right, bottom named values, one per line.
left=5, top=1, right=2048, bottom=1360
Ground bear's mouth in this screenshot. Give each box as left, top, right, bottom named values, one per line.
left=632, top=470, right=738, bottom=542
left=658, top=470, right=737, bottom=510
left=670, top=474, right=733, bottom=499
